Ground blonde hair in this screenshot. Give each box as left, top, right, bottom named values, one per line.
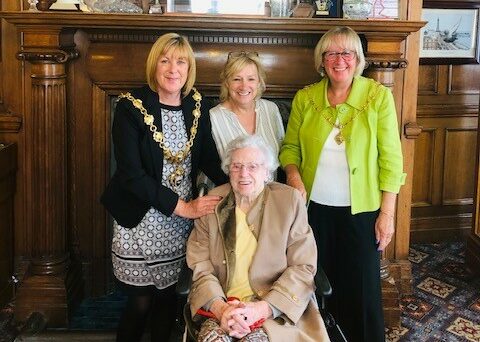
left=145, top=33, right=196, bottom=96
left=219, top=53, right=266, bottom=103
left=314, top=26, right=366, bottom=78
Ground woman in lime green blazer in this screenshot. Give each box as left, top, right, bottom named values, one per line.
left=279, top=26, right=405, bottom=342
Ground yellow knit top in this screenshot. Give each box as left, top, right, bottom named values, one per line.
left=227, top=207, right=257, bottom=301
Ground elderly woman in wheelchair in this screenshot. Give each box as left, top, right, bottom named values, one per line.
left=186, top=135, right=330, bottom=341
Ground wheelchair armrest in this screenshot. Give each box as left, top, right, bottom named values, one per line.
left=176, top=262, right=193, bottom=297
left=315, top=266, right=332, bottom=298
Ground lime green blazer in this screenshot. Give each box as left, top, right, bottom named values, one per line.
left=279, top=76, right=406, bottom=214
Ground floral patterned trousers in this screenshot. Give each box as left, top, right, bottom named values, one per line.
left=198, top=318, right=269, bottom=342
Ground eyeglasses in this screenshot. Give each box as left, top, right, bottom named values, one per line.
left=227, top=51, right=259, bottom=61
left=323, top=50, right=356, bottom=62
left=229, top=162, right=263, bottom=173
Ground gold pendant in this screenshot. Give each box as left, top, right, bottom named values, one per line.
left=168, top=166, right=185, bottom=189
left=334, top=131, right=344, bottom=145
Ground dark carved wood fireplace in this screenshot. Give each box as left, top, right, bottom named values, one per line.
left=0, top=11, right=424, bottom=327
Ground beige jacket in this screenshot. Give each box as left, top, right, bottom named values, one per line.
left=187, top=182, right=329, bottom=341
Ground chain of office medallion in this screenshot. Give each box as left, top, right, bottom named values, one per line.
left=305, top=81, right=382, bottom=133
left=118, top=88, right=202, bottom=164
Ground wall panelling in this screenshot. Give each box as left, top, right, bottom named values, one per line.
left=413, top=63, right=479, bottom=242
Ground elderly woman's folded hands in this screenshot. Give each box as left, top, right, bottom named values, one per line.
left=210, top=298, right=272, bottom=338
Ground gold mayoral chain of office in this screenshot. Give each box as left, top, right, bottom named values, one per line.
left=306, top=81, right=381, bottom=145
left=118, top=88, right=202, bottom=189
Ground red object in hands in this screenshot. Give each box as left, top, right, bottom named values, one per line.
left=249, top=318, right=265, bottom=330
left=196, top=307, right=216, bottom=319
left=196, top=297, right=266, bottom=331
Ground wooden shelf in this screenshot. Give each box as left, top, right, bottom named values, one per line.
left=1, top=11, right=425, bottom=36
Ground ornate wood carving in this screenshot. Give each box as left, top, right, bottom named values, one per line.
left=365, top=56, right=413, bottom=326
left=88, top=31, right=319, bottom=45
left=14, top=41, right=82, bottom=326
left=364, top=58, right=407, bottom=89
left=0, top=113, right=22, bottom=133
left=17, top=50, right=79, bottom=63
left=366, top=60, right=409, bottom=70
left=404, top=122, right=423, bottom=139
left=24, top=61, right=69, bottom=259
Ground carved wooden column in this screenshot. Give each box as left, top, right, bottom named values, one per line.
left=364, top=53, right=408, bottom=327
left=14, top=34, right=82, bottom=327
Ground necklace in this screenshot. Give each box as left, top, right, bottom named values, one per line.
left=306, top=82, right=381, bottom=145
left=118, top=88, right=202, bottom=189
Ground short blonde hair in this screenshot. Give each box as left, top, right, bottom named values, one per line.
left=219, top=52, right=266, bottom=103
left=145, top=33, right=196, bottom=96
left=314, top=26, right=366, bottom=78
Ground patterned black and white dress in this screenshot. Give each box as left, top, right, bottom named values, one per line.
left=112, top=105, right=193, bottom=289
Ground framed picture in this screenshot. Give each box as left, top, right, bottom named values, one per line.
left=369, top=0, right=398, bottom=19
left=314, top=0, right=341, bottom=18
left=420, top=1, right=480, bottom=64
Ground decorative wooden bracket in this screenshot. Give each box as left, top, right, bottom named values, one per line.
left=0, top=111, right=22, bottom=133
left=17, top=50, right=79, bottom=64
left=404, top=121, right=423, bottom=139
left=365, top=59, right=408, bottom=70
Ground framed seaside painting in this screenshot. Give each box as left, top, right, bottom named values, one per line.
left=420, top=1, right=480, bottom=64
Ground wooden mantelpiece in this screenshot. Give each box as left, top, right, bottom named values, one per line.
left=2, top=11, right=424, bottom=31
left=0, top=11, right=424, bottom=327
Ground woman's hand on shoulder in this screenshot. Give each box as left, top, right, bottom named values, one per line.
left=284, top=164, right=307, bottom=201
left=287, top=176, right=307, bottom=201
left=173, top=195, right=222, bottom=219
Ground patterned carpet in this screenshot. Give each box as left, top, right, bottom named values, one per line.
left=386, top=242, right=480, bottom=342
left=1, top=242, right=479, bottom=341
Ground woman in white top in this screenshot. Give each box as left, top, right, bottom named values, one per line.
left=210, top=51, right=285, bottom=177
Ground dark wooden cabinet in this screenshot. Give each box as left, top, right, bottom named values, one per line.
left=0, top=143, right=16, bottom=309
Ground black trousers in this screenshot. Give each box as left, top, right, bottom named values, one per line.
left=308, top=202, right=385, bottom=342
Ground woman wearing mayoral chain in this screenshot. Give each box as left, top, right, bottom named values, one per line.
left=101, top=33, right=227, bottom=341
